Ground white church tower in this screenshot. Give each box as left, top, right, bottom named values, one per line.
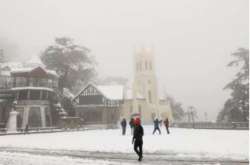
left=121, top=47, right=172, bottom=123
left=130, top=47, right=172, bottom=123
left=133, top=47, right=158, bottom=105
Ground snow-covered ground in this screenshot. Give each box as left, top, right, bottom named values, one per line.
left=0, top=126, right=248, bottom=164
left=0, top=151, right=139, bottom=165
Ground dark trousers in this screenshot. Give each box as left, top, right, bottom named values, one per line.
left=122, top=127, right=126, bottom=135
left=134, top=140, right=143, bottom=158
left=165, top=126, right=170, bottom=134
left=153, top=127, right=161, bottom=134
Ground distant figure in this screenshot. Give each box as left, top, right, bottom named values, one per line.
left=132, top=117, right=144, bottom=161
left=120, top=118, right=127, bottom=135
left=129, top=118, right=135, bottom=135
left=152, top=118, right=161, bottom=135
left=164, top=118, right=170, bottom=134
left=24, top=124, right=29, bottom=134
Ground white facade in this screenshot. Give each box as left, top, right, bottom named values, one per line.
left=121, top=48, right=172, bottom=123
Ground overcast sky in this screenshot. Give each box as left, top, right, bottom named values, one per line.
left=0, top=0, right=248, bottom=120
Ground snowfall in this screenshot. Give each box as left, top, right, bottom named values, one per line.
left=0, top=126, right=248, bottom=165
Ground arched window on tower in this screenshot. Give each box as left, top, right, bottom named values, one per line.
left=145, top=61, right=148, bottom=70
left=139, top=62, right=142, bottom=71
left=130, top=105, right=133, bottom=114
left=149, top=62, right=152, bottom=70
left=148, top=90, right=152, bottom=103
left=138, top=104, right=142, bottom=117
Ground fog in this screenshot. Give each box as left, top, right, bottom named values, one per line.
left=0, top=0, right=248, bottom=120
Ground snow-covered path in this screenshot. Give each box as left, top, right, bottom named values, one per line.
left=0, top=126, right=248, bottom=164
left=0, top=147, right=249, bottom=165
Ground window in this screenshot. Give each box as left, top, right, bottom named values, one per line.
left=52, top=79, right=58, bottom=88
left=139, top=62, right=142, bottom=71
left=130, top=105, right=133, bottom=113
left=41, top=91, right=48, bottom=100
left=145, top=61, right=148, bottom=70
left=138, top=105, right=142, bottom=116
left=149, top=62, right=152, bottom=70
left=151, top=113, right=156, bottom=120
left=30, top=90, right=41, bottom=100
left=16, top=77, right=27, bottom=87
left=45, top=107, right=51, bottom=127
left=48, top=79, right=53, bottom=88
left=30, top=78, right=38, bottom=87
left=19, top=90, right=28, bottom=100
left=16, top=107, right=24, bottom=128
left=29, top=107, right=42, bottom=127
left=40, top=78, right=48, bottom=87
left=148, top=91, right=152, bottom=103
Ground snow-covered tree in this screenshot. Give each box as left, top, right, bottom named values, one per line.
left=40, top=37, right=96, bottom=92
left=0, top=49, right=5, bottom=63
left=217, top=48, right=249, bottom=123
left=166, top=95, right=185, bottom=121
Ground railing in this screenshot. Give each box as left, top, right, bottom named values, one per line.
left=0, top=127, right=61, bottom=134
left=172, top=122, right=249, bottom=130
left=16, top=100, right=50, bottom=105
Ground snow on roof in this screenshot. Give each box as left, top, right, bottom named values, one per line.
left=11, top=67, right=34, bottom=73
left=1, top=62, right=23, bottom=70
left=46, top=70, right=58, bottom=77
left=11, top=87, right=54, bottom=92
left=0, top=71, right=10, bottom=76
left=74, top=83, right=124, bottom=101
left=63, top=88, right=75, bottom=99
left=97, top=85, right=123, bottom=100
left=11, top=67, right=58, bottom=77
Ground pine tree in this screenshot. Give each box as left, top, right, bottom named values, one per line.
left=217, top=48, right=249, bottom=122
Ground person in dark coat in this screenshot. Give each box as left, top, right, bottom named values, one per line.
left=120, top=118, right=127, bottom=135
left=164, top=118, right=170, bottom=134
left=24, top=124, right=29, bottom=134
left=132, top=117, right=144, bottom=161
left=152, top=118, right=161, bottom=135
left=129, top=118, right=135, bottom=135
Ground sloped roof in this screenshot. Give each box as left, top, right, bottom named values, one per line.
left=74, top=83, right=124, bottom=101
left=11, top=66, right=58, bottom=78
left=97, top=85, right=123, bottom=100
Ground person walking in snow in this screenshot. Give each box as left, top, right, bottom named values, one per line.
left=164, top=117, right=170, bottom=134
left=120, top=118, right=127, bottom=135
left=152, top=118, right=161, bottom=135
left=132, top=117, right=144, bottom=161
left=129, top=118, right=135, bottom=135
left=24, top=124, right=29, bottom=134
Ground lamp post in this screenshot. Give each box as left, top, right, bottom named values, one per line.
left=188, top=106, right=196, bottom=128
left=7, top=100, right=18, bottom=133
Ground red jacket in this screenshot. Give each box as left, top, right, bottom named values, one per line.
left=164, top=119, right=169, bottom=127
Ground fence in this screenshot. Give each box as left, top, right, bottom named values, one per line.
left=172, top=122, right=249, bottom=130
